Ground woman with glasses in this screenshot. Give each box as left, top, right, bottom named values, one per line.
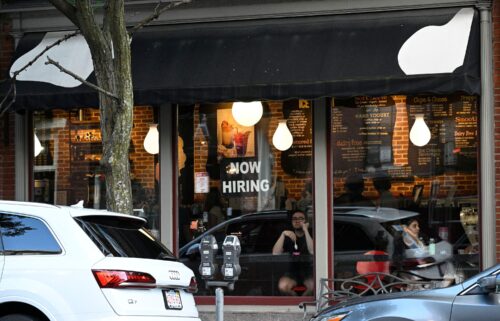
left=272, top=210, right=314, bottom=296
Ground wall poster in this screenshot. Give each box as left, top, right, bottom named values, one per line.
left=281, top=99, right=313, bottom=177
left=407, top=94, right=478, bottom=176
left=331, top=96, right=396, bottom=177
left=216, top=107, right=256, bottom=159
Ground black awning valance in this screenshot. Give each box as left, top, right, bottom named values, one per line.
left=6, top=7, right=480, bottom=110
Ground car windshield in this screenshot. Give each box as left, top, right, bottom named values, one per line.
left=75, top=215, right=176, bottom=260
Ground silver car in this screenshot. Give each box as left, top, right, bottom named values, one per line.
left=311, top=263, right=500, bottom=321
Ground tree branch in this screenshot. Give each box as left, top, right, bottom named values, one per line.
left=47, top=0, right=80, bottom=28
left=45, top=56, right=120, bottom=102
left=0, top=31, right=79, bottom=116
left=129, top=0, right=192, bottom=36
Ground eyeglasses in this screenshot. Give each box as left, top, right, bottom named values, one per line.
left=292, top=217, right=305, bottom=222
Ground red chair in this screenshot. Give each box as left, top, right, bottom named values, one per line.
left=355, top=250, right=390, bottom=289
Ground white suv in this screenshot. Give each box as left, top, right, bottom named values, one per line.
left=0, top=201, right=200, bottom=321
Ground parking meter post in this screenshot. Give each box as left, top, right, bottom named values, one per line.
left=199, top=235, right=218, bottom=286
left=215, top=287, right=224, bottom=321
left=221, top=235, right=241, bottom=281
left=204, top=235, right=241, bottom=321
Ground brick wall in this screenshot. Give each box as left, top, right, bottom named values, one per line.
left=334, top=96, right=478, bottom=199
left=0, top=16, right=15, bottom=200
left=0, top=112, right=15, bottom=200
left=33, top=107, right=156, bottom=206
left=192, top=98, right=478, bottom=213
left=493, top=0, right=500, bottom=262
left=333, top=95, right=478, bottom=200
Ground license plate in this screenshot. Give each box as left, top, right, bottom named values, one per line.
left=164, top=290, right=183, bottom=310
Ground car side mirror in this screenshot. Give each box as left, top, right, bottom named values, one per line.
left=477, top=275, right=500, bottom=293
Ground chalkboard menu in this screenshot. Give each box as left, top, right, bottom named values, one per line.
left=281, top=99, right=313, bottom=177
left=331, top=96, right=396, bottom=177
left=407, top=94, right=477, bottom=176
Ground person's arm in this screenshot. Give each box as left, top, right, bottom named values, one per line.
left=272, top=230, right=295, bottom=254
left=302, top=222, right=314, bottom=254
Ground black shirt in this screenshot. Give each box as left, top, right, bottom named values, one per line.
left=282, top=232, right=312, bottom=281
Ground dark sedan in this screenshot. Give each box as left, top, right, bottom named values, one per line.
left=178, top=207, right=423, bottom=296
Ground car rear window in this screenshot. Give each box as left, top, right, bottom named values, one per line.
left=74, top=215, right=176, bottom=260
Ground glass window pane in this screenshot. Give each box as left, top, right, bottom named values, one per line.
left=32, top=107, right=160, bottom=237
left=177, top=101, right=314, bottom=296
left=0, top=214, right=61, bottom=254
left=331, top=94, right=480, bottom=285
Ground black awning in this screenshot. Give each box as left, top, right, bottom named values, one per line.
left=6, top=7, right=480, bottom=110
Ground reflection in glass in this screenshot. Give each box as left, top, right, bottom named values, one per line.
left=32, top=107, right=160, bottom=237
left=177, top=100, right=314, bottom=297
left=331, top=94, right=479, bottom=287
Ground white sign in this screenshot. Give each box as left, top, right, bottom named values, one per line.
left=221, top=160, right=270, bottom=194
left=194, top=172, right=210, bottom=193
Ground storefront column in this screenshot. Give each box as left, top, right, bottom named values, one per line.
left=313, top=99, right=330, bottom=293
left=477, top=0, right=495, bottom=268
left=12, top=32, right=29, bottom=202
left=159, top=104, right=175, bottom=249
left=14, top=113, right=29, bottom=201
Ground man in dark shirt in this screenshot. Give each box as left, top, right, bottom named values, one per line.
left=272, top=210, right=314, bottom=296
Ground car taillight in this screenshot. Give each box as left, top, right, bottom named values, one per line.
left=92, top=270, right=156, bottom=289
left=187, top=276, right=198, bottom=293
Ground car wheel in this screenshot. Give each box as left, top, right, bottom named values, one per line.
left=0, top=314, right=41, bottom=321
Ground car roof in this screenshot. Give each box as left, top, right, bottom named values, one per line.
left=0, top=200, right=146, bottom=222
left=179, top=207, right=419, bottom=253
left=333, top=207, right=419, bottom=222
left=233, top=207, right=418, bottom=222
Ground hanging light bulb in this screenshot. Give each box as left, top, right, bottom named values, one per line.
left=409, top=114, right=431, bottom=147
left=232, top=101, right=263, bottom=127
left=144, top=124, right=159, bottom=154
left=272, top=120, right=293, bottom=151
left=34, top=131, right=44, bottom=157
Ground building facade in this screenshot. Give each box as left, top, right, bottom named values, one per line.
left=0, top=0, right=498, bottom=314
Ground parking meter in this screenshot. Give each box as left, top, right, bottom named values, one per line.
left=221, top=235, right=241, bottom=281
left=199, top=235, right=218, bottom=280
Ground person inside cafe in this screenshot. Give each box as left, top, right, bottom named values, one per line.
left=373, top=172, right=400, bottom=209
left=296, top=180, right=313, bottom=213
left=402, top=217, right=426, bottom=251
left=334, top=173, right=374, bottom=207
left=272, top=210, right=314, bottom=296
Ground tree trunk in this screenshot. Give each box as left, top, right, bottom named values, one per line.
left=71, top=0, right=134, bottom=214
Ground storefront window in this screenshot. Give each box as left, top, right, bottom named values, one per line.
left=177, top=100, right=314, bottom=296
left=32, top=107, right=160, bottom=237
left=331, top=94, right=480, bottom=285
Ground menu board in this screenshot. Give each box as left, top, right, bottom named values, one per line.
left=331, top=96, right=396, bottom=177
left=281, top=99, right=313, bottom=177
left=407, top=94, right=477, bottom=176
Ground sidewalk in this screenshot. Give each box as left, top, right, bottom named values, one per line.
left=198, top=305, right=312, bottom=321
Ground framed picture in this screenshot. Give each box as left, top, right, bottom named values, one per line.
left=216, top=107, right=255, bottom=158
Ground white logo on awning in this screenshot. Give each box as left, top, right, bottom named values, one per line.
left=10, top=31, right=93, bottom=88
left=398, top=8, right=474, bottom=75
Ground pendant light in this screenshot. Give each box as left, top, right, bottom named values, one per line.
left=34, top=131, right=44, bottom=157
left=272, top=120, right=293, bottom=151
left=409, top=114, right=431, bottom=147
left=232, top=101, right=263, bottom=127
left=144, top=124, right=159, bottom=154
